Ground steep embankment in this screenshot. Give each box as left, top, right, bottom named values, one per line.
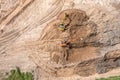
left=56, top=49, right=120, bottom=77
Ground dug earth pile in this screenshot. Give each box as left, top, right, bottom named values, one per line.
left=38, top=9, right=120, bottom=77
left=39, top=9, right=98, bottom=64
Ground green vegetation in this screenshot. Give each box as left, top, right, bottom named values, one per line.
left=2, top=67, right=33, bottom=80
left=96, top=75, right=120, bottom=80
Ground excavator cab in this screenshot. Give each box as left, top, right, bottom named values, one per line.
left=58, top=22, right=65, bottom=31
left=60, top=39, right=72, bottom=49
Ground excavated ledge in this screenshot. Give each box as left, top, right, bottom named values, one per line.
left=55, top=49, right=120, bottom=77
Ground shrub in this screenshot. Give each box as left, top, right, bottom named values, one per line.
left=96, top=75, right=120, bottom=80
left=2, top=67, right=33, bottom=80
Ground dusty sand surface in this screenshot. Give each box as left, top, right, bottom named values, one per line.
left=0, top=0, right=120, bottom=80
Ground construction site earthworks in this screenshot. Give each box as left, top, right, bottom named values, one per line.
left=0, top=0, right=120, bottom=80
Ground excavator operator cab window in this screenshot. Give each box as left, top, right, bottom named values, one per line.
left=59, top=23, right=65, bottom=28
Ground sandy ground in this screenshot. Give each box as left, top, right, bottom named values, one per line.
left=0, top=0, right=120, bottom=80
left=68, top=47, right=97, bottom=63
left=55, top=68, right=120, bottom=80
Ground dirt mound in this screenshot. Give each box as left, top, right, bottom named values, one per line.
left=57, top=9, right=88, bottom=26
left=39, top=9, right=98, bottom=64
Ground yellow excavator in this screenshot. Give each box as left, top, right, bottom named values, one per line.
left=58, top=13, right=68, bottom=31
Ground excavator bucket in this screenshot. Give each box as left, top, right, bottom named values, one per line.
left=58, top=27, right=65, bottom=31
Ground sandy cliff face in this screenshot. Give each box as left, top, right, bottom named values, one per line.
left=0, top=0, right=120, bottom=80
